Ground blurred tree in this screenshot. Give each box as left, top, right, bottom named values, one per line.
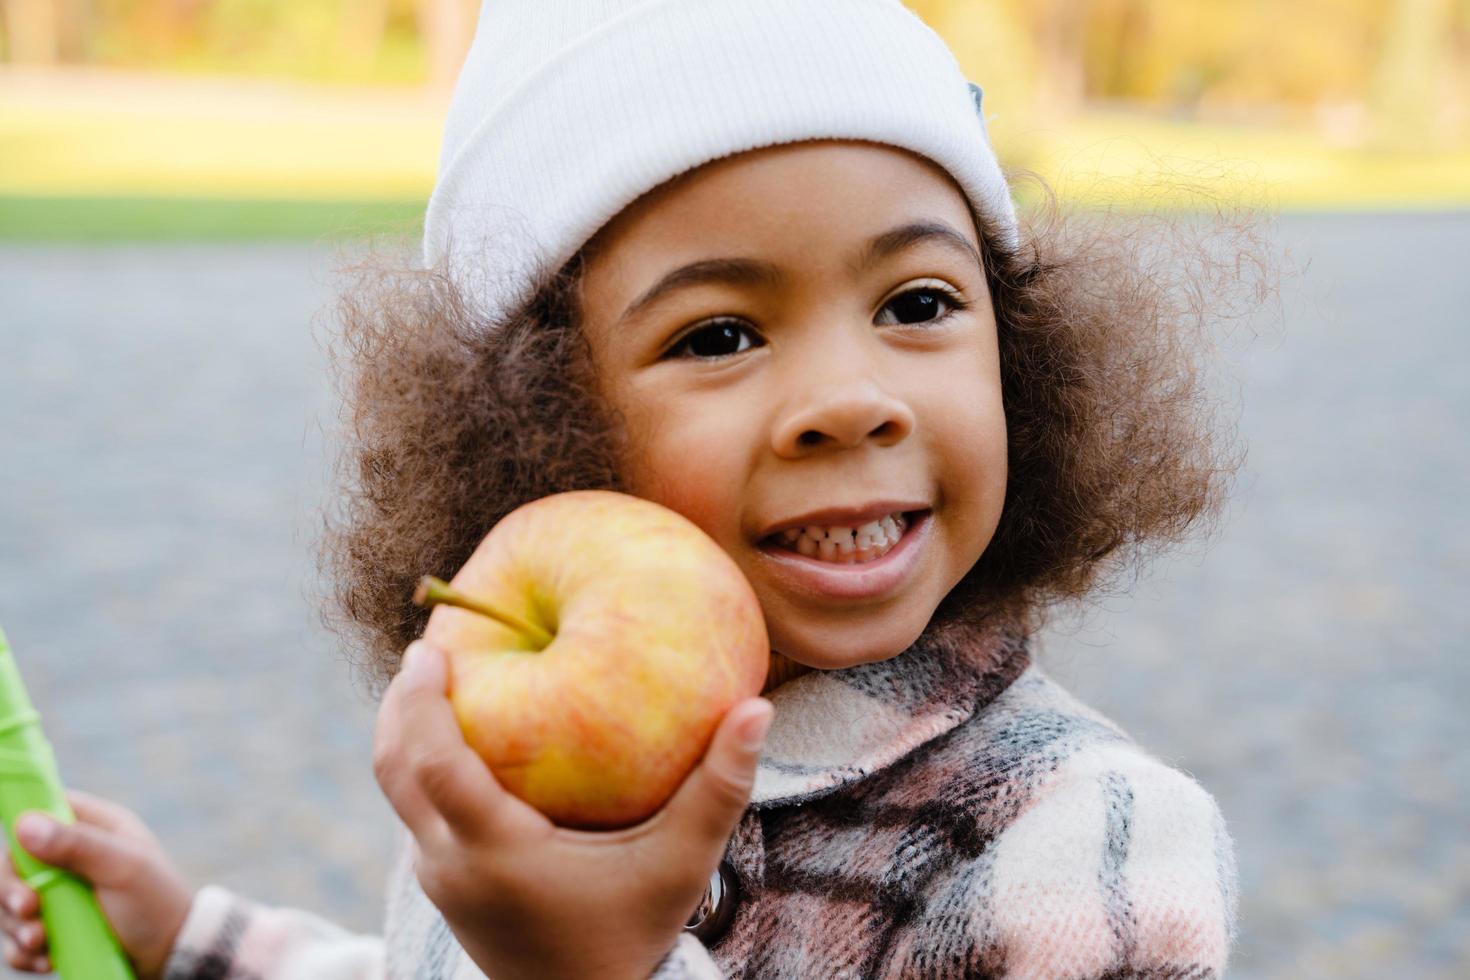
left=1031, top=0, right=1092, bottom=116
left=145, top=0, right=206, bottom=53
left=1370, top=0, right=1457, bottom=145
left=907, top=0, right=1044, bottom=121
left=335, top=0, right=472, bottom=84
left=1088, top=0, right=1152, bottom=100
left=417, top=0, right=469, bottom=91
left=1, top=0, right=59, bottom=62
left=0, top=0, right=1464, bottom=143
left=338, top=0, right=390, bottom=72
left=56, top=0, right=97, bottom=61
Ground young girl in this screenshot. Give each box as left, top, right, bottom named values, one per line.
left=3, top=1, right=1269, bottom=977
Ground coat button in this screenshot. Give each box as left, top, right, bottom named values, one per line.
left=684, top=860, right=739, bottom=944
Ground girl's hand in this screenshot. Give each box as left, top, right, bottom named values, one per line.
left=375, top=640, right=773, bottom=980
left=1, top=790, right=195, bottom=980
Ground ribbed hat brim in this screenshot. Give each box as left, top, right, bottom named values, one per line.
left=425, top=0, right=1019, bottom=322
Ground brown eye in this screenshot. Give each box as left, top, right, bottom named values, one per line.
left=877, top=287, right=968, bottom=326
left=669, top=320, right=763, bottom=360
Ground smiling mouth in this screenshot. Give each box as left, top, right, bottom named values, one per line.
left=761, top=510, right=921, bottom=565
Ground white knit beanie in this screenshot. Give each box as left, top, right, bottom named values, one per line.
left=424, top=0, right=1020, bottom=325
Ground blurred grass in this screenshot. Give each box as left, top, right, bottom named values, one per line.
left=2, top=70, right=1468, bottom=242
left=1011, top=109, right=1470, bottom=212
left=0, top=196, right=424, bottom=241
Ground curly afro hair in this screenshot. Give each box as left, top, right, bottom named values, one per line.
left=316, top=166, right=1280, bottom=699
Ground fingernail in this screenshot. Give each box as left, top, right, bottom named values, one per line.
left=739, top=702, right=773, bottom=751
left=401, top=641, right=427, bottom=676
left=7, top=892, right=23, bottom=915
left=15, top=814, right=54, bottom=851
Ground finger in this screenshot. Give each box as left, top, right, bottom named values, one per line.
left=374, top=647, right=443, bottom=838
left=2, top=878, right=39, bottom=922
left=1, top=903, right=33, bottom=947
left=65, top=790, right=148, bottom=838
left=3, top=856, right=39, bottom=919
left=0, top=905, right=25, bottom=940
left=659, top=698, right=773, bottom=855
left=0, top=860, right=33, bottom=923
left=390, top=641, right=510, bottom=841
left=9, top=919, right=44, bottom=953
left=13, top=811, right=144, bottom=890
left=1, top=879, right=38, bottom=921
left=5, top=933, right=49, bottom=973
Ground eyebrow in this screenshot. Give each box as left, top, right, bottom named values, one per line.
left=618, top=220, right=983, bottom=325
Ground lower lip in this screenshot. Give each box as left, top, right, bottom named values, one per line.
left=755, top=511, right=931, bottom=602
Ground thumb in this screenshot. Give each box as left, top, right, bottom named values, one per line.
left=663, top=698, right=774, bottom=847
left=14, top=811, right=136, bottom=888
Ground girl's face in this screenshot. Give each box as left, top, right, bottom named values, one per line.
left=579, top=140, right=1007, bottom=670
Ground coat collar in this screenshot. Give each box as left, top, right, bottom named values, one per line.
left=750, top=623, right=1032, bottom=808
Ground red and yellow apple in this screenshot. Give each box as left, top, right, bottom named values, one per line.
left=412, top=490, right=770, bottom=830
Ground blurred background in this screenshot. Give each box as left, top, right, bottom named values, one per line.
left=3, top=0, right=1469, bottom=231
left=1, top=2, right=1467, bottom=978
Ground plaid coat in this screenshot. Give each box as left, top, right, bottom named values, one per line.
left=163, top=627, right=1238, bottom=979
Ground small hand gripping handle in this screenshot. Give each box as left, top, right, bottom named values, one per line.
left=0, top=623, right=136, bottom=979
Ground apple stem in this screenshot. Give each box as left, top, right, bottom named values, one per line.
left=412, top=576, right=555, bottom=649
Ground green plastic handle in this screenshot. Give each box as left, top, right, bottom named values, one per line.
left=0, top=622, right=136, bottom=979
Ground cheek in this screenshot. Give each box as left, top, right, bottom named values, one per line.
left=965, top=394, right=1008, bottom=486
left=618, top=401, right=746, bottom=548
left=963, top=409, right=1009, bottom=549
left=925, top=366, right=1008, bottom=559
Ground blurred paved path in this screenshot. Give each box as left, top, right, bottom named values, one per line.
left=1, top=214, right=1466, bottom=978
left=0, top=244, right=396, bottom=947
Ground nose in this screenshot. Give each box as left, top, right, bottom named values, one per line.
left=771, top=377, right=916, bottom=457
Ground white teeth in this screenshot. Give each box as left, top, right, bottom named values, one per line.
left=855, top=519, right=885, bottom=549
left=772, top=511, right=911, bottom=564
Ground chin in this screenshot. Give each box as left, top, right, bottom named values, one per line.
left=767, top=610, right=928, bottom=671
